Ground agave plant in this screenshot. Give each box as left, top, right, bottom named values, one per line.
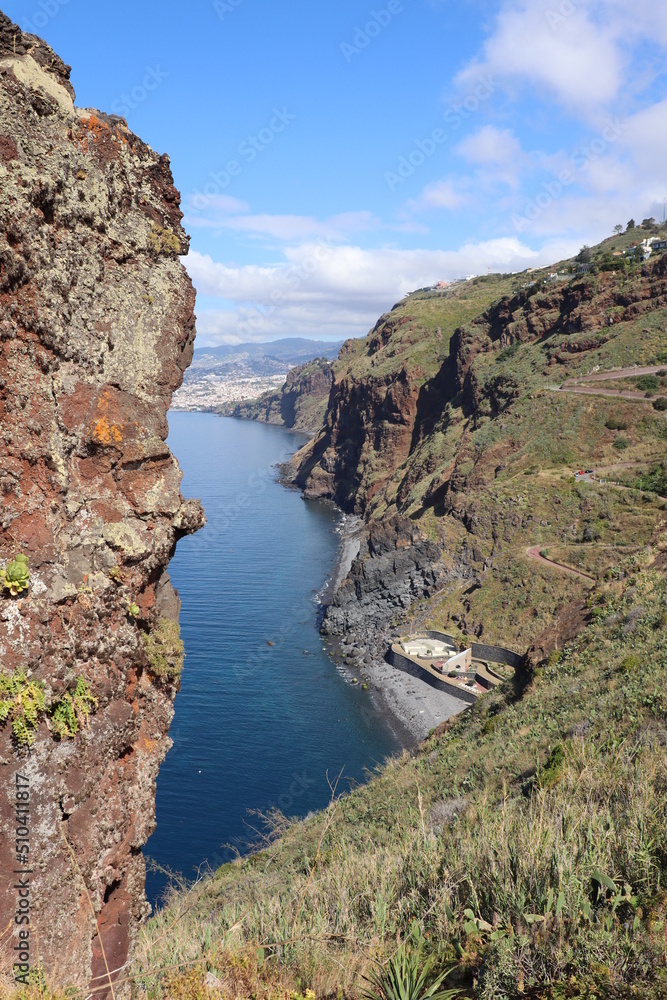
left=0, top=554, right=30, bottom=596
left=361, top=934, right=462, bottom=1000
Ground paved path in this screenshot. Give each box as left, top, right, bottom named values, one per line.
left=555, top=385, right=652, bottom=401
left=526, top=546, right=596, bottom=582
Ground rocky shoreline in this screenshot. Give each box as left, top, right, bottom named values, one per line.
left=316, top=511, right=469, bottom=745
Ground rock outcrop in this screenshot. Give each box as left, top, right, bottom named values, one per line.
left=231, top=357, right=334, bottom=432
left=0, top=13, right=203, bottom=993
left=322, top=515, right=445, bottom=635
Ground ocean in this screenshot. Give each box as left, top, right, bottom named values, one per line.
left=145, top=412, right=400, bottom=907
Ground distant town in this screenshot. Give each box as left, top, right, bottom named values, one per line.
left=171, top=374, right=288, bottom=412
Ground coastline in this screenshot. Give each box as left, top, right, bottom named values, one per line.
left=318, top=509, right=468, bottom=747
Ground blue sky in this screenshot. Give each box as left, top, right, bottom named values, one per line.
left=4, top=0, right=667, bottom=344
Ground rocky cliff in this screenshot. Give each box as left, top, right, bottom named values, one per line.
left=321, top=514, right=445, bottom=635
left=290, top=250, right=667, bottom=519
left=0, top=13, right=203, bottom=993
left=231, top=357, right=334, bottom=432
left=288, top=239, right=667, bottom=652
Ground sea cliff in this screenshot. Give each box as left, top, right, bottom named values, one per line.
left=230, top=357, right=334, bottom=432
left=0, top=13, right=203, bottom=992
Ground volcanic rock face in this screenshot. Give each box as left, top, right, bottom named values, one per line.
left=322, top=515, right=445, bottom=635
left=291, top=365, right=424, bottom=513
left=232, top=357, right=334, bottom=432
left=0, top=13, right=203, bottom=992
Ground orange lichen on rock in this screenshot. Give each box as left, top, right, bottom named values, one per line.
left=82, top=114, right=109, bottom=141
left=90, top=415, right=123, bottom=447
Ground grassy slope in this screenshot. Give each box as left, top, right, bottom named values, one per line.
left=133, top=550, right=667, bottom=1000
left=14, top=232, right=667, bottom=1000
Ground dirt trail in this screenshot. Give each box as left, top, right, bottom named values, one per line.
left=563, top=365, right=664, bottom=386
left=553, top=365, right=666, bottom=403
left=526, top=546, right=596, bottom=582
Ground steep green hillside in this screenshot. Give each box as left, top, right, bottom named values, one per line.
left=117, top=228, right=667, bottom=1000
left=132, top=545, right=667, bottom=1000
left=291, top=228, right=667, bottom=648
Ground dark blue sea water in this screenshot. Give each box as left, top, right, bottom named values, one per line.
left=145, top=412, right=400, bottom=907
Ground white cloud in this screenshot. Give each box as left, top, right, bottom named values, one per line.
left=405, top=178, right=471, bottom=213
left=455, top=125, right=525, bottom=189
left=456, top=0, right=623, bottom=112
left=457, top=126, right=523, bottom=167
left=184, top=196, right=378, bottom=242
left=186, top=236, right=580, bottom=346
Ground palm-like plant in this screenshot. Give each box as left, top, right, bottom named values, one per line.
left=361, top=935, right=462, bottom=1000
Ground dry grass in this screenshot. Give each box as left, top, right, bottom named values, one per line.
left=124, top=544, right=667, bottom=1000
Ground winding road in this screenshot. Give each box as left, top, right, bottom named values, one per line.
left=526, top=546, right=596, bottom=582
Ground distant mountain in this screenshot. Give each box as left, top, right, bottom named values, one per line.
left=193, top=338, right=344, bottom=366
left=173, top=338, right=346, bottom=410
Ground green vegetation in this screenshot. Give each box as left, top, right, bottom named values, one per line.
left=143, top=617, right=185, bottom=681
left=635, top=374, right=661, bottom=394
left=361, top=930, right=460, bottom=1000
left=51, top=678, right=97, bottom=739
left=133, top=557, right=667, bottom=999
left=0, top=669, right=98, bottom=747
left=496, top=342, right=520, bottom=364
left=0, top=667, right=45, bottom=746
left=626, top=462, right=667, bottom=498
left=148, top=224, right=181, bottom=257
left=0, top=553, right=30, bottom=596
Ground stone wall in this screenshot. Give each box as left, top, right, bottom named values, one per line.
left=471, top=643, right=523, bottom=667
left=388, top=647, right=478, bottom=705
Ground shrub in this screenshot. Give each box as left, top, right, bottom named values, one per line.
left=539, top=742, right=566, bottom=788
left=361, top=930, right=460, bottom=1000
left=143, top=618, right=185, bottom=681
left=51, top=678, right=97, bottom=739
left=613, top=436, right=629, bottom=451
left=605, top=416, right=628, bottom=431
left=635, top=374, right=660, bottom=394
left=0, top=554, right=30, bottom=596
left=496, top=342, right=520, bottom=364
left=0, top=667, right=46, bottom=746
left=652, top=397, right=667, bottom=411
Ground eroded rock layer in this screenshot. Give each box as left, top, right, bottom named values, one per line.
left=0, top=13, right=203, bottom=991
